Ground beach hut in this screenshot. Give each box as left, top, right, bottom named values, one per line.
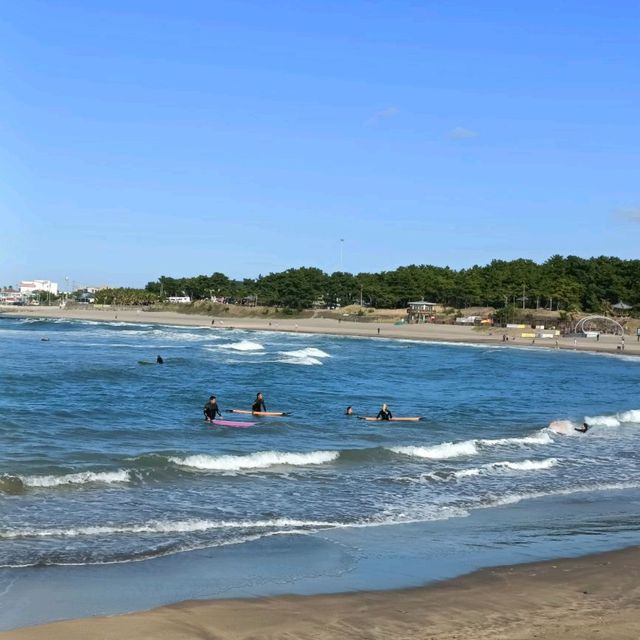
left=612, top=301, right=633, bottom=316
left=407, top=301, right=437, bottom=324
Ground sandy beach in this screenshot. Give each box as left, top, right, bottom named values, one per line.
left=2, top=546, right=638, bottom=640
left=2, top=305, right=638, bottom=357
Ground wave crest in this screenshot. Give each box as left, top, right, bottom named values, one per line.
left=169, top=450, right=339, bottom=471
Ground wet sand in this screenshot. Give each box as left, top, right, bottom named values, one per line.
left=3, top=546, right=639, bottom=639
left=2, top=306, right=638, bottom=357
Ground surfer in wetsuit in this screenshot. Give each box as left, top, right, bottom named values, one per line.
left=575, top=422, right=589, bottom=433
left=252, top=392, right=266, bottom=413
left=203, top=396, right=222, bottom=422
left=376, top=403, right=392, bottom=421
left=345, top=406, right=354, bottom=416
left=156, top=355, right=164, bottom=364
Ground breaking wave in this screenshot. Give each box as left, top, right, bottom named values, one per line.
left=390, top=441, right=478, bottom=460
left=169, top=450, right=339, bottom=471
left=222, top=340, right=265, bottom=352
left=3, top=470, right=131, bottom=490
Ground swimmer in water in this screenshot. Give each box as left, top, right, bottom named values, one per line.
left=575, top=422, right=589, bottom=433
left=345, top=406, right=353, bottom=416
left=376, top=403, right=392, bottom=421
left=203, top=396, right=222, bottom=422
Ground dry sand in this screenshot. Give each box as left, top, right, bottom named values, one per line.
left=2, top=305, right=638, bottom=357
left=2, top=546, right=639, bottom=640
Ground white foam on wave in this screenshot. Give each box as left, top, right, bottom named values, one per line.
left=389, top=429, right=552, bottom=461
left=222, top=340, right=265, bottom=352
left=277, top=347, right=331, bottom=366
left=282, top=347, right=331, bottom=359
left=18, top=470, right=131, bottom=488
left=390, top=441, right=478, bottom=460
left=584, top=409, right=640, bottom=428
left=279, top=355, right=323, bottom=366
left=0, top=517, right=340, bottom=540
left=479, top=431, right=553, bottom=447
left=454, top=458, right=559, bottom=479
left=487, top=480, right=640, bottom=509
left=169, top=450, right=339, bottom=471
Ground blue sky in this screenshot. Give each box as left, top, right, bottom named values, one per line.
left=2, top=0, right=639, bottom=288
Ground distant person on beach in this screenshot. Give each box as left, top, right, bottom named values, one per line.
left=156, top=355, right=164, bottom=364
left=376, top=403, right=392, bottom=421
left=203, top=396, right=222, bottom=422
left=252, top=392, right=267, bottom=413
left=575, top=422, right=589, bottom=434
left=345, top=406, right=354, bottom=416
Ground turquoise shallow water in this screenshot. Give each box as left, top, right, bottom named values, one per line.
left=1, top=316, right=639, bottom=628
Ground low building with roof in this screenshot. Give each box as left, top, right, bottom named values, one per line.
left=406, top=300, right=438, bottom=324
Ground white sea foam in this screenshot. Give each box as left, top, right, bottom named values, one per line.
left=584, top=408, right=640, bottom=428
left=454, top=458, right=558, bottom=479
left=487, top=481, right=640, bottom=508
left=0, top=518, right=340, bottom=540
left=277, top=347, right=331, bottom=366
left=169, top=450, right=339, bottom=471
left=279, top=355, right=323, bottom=366
left=222, top=340, right=265, bottom=352
left=282, top=347, right=331, bottom=359
left=390, top=441, right=478, bottom=460
left=19, top=470, right=131, bottom=488
left=479, top=431, right=553, bottom=447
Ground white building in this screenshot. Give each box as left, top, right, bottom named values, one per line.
left=0, top=288, right=25, bottom=305
left=168, top=296, right=191, bottom=304
left=20, top=280, right=59, bottom=295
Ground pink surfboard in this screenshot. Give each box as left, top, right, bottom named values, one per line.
left=210, top=419, right=256, bottom=428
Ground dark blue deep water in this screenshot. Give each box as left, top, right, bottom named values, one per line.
left=1, top=316, right=639, bottom=628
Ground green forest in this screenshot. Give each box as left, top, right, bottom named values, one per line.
left=93, top=255, right=640, bottom=313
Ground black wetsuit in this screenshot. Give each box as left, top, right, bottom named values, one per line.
left=252, top=398, right=267, bottom=412
left=575, top=424, right=589, bottom=433
left=156, top=356, right=164, bottom=364
left=376, top=409, right=393, bottom=421
left=203, top=402, right=222, bottom=420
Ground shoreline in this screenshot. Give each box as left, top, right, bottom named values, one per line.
left=2, top=306, right=639, bottom=357
left=3, top=545, right=639, bottom=639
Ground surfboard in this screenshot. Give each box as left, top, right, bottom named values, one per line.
left=137, top=360, right=155, bottom=366
left=210, top=419, right=256, bottom=428
left=359, top=416, right=424, bottom=422
left=230, top=409, right=290, bottom=417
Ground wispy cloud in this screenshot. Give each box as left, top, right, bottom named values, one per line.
left=616, top=207, right=640, bottom=222
left=449, top=126, right=478, bottom=140
left=366, top=106, right=399, bottom=126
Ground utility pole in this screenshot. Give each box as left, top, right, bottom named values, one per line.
left=339, top=238, right=344, bottom=272
left=360, top=284, right=363, bottom=307
left=522, top=283, right=526, bottom=310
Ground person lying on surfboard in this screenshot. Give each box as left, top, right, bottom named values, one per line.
left=252, top=392, right=266, bottom=413
left=376, top=403, right=392, bottom=421
left=203, top=396, right=222, bottom=422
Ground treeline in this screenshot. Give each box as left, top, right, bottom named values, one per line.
left=140, top=256, right=640, bottom=312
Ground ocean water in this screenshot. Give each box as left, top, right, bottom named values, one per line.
left=1, top=316, right=639, bottom=628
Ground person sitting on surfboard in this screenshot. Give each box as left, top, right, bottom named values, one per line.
left=376, top=403, right=392, bottom=421
left=156, top=355, right=164, bottom=364
left=252, top=392, right=266, bottom=413
left=203, top=396, right=222, bottom=422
